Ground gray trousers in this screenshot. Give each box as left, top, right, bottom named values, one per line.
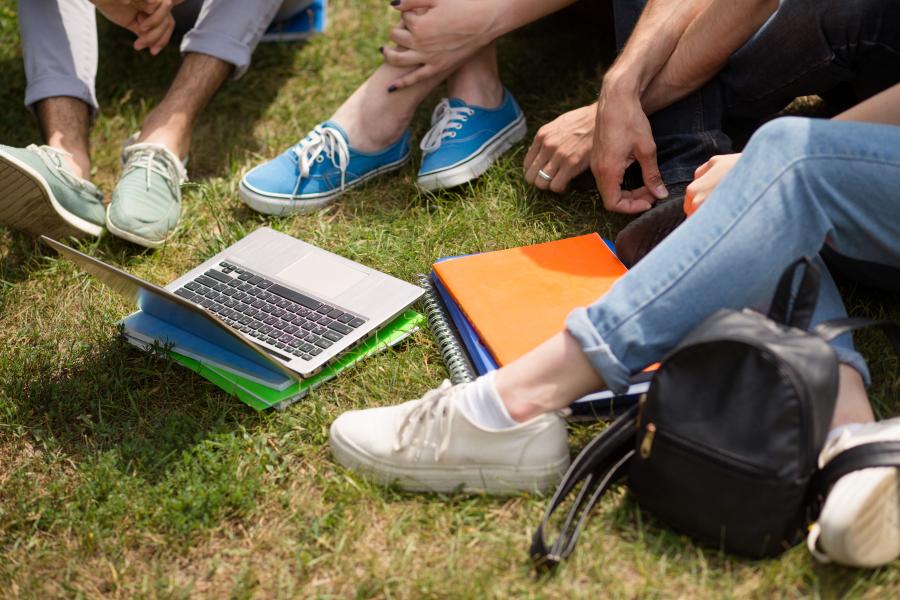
left=17, top=0, right=309, bottom=110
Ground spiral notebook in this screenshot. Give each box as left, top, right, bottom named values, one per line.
left=420, top=237, right=651, bottom=420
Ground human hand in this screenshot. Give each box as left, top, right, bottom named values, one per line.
left=590, top=80, right=669, bottom=214
left=684, top=153, right=742, bottom=216
left=381, top=0, right=499, bottom=91
left=92, top=0, right=181, bottom=55
left=523, top=103, right=596, bottom=193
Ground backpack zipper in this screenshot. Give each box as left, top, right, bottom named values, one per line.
left=639, top=422, right=777, bottom=478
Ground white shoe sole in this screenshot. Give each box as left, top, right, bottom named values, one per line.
left=0, top=150, right=103, bottom=239
left=416, top=114, right=527, bottom=192
left=812, top=466, right=900, bottom=568
left=105, top=208, right=173, bottom=250
left=239, top=153, right=410, bottom=216
left=330, top=422, right=569, bottom=495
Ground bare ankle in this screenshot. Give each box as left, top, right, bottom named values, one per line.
left=330, top=112, right=407, bottom=154
left=448, top=77, right=504, bottom=109
left=138, top=116, right=191, bottom=160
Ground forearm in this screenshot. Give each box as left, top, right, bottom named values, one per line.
left=642, top=0, right=778, bottom=114
left=835, top=82, right=900, bottom=126
left=602, top=0, right=711, bottom=98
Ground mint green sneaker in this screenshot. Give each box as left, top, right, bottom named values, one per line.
left=0, top=144, right=105, bottom=239
left=106, top=140, right=187, bottom=249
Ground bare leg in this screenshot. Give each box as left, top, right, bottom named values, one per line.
left=495, top=332, right=876, bottom=428
left=35, top=97, right=92, bottom=180
left=137, top=52, right=232, bottom=159
left=496, top=331, right=605, bottom=422
left=445, top=44, right=503, bottom=108
left=832, top=364, right=876, bottom=428
left=332, top=42, right=502, bottom=153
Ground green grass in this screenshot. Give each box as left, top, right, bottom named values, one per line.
left=1, top=1, right=898, bottom=597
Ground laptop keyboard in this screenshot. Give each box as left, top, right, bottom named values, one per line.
left=172, top=261, right=367, bottom=362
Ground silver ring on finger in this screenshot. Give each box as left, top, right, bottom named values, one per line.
left=538, top=169, right=553, bottom=182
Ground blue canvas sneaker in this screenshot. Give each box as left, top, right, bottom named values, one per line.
left=417, top=90, right=526, bottom=191
left=240, top=121, right=411, bottom=215
left=262, top=0, right=327, bottom=43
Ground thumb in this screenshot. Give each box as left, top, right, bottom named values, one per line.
left=391, top=0, right=434, bottom=11
left=634, top=141, right=668, bottom=200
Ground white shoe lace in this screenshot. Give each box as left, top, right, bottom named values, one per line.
left=291, top=124, right=350, bottom=197
left=28, top=145, right=99, bottom=196
left=420, top=99, right=474, bottom=154
left=122, top=142, right=188, bottom=196
left=394, top=380, right=459, bottom=462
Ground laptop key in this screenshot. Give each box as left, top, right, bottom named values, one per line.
left=291, top=350, right=302, bottom=357
left=328, top=322, right=353, bottom=335
left=309, top=347, right=323, bottom=356
left=206, top=270, right=231, bottom=284
left=228, top=279, right=241, bottom=288
left=301, top=354, right=312, bottom=360
left=327, top=309, right=344, bottom=319
left=248, top=276, right=262, bottom=285
left=238, top=273, right=252, bottom=281
left=337, top=314, right=354, bottom=324
left=268, top=283, right=322, bottom=311
left=257, top=280, right=273, bottom=289
left=185, top=281, right=200, bottom=291
left=315, top=338, right=333, bottom=349
left=317, top=305, right=333, bottom=314
left=196, top=275, right=217, bottom=287
left=323, top=330, right=342, bottom=342
left=349, top=318, right=366, bottom=328
left=175, top=288, right=192, bottom=299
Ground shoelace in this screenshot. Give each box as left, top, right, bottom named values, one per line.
left=28, top=145, right=98, bottom=195
left=122, top=144, right=188, bottom=196
left=420, top=99, right=475, bottom=153
left=291, top=125, right=350, bottom=197
left=394, top=380, right=458, bottom=462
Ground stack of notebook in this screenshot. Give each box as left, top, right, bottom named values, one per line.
left=420, top=234, right=652, bottom=420
left=123, top=310, right=423, bottom=411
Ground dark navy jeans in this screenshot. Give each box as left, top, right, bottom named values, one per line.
left=613, top=0, right=900, bottom=186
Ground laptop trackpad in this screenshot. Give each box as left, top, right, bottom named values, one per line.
left=277, top=253, right=368, bottom=299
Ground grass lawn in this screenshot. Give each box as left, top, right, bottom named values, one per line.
left=1, top=1, right=899, bottom=597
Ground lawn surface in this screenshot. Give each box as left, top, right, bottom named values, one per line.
left=1, top=1, right=898, bottom=598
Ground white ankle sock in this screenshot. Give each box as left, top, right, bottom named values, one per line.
left=827, top=422, right=865, bottom=443
left=457, top=371, right=520, bottom=430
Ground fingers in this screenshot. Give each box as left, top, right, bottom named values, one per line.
left=633, top=138, right=668, bottom=200
left=133, top=13, right=174, bottom=54
left=135, top=0, right=171, bottom=32
left=381, top=46, right=426, bottom=68
left=693, top=158, right=714, bottom=180
left=613, top=187, right=655, bottom=214
left=523, top=141, right=553, bottom=190
left=387, top=63, right=439, bottom=92
left=390, top=0, right=434, bottom=11
left=389, top=24, right=415, bottom=48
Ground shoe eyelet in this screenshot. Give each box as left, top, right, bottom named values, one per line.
left=316, top=155, right=324, bottom=163
left=450, top=132, right=457, bottom=138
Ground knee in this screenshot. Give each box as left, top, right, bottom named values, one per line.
left=744, top=117, right=813, bottom=161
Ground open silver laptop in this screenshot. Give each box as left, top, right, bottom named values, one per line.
left=42, top=227, right=423, bottom=379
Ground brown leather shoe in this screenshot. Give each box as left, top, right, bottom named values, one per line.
left=614, top=186, right=687, bottom=268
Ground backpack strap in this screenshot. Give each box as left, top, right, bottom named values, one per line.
left=530, top=404, right=639, bottom=573
left=813, top=318, right=900, bottom=360
left=768, top=257, right=821, bottom=330
left=807, top=441, right=900, bottom=514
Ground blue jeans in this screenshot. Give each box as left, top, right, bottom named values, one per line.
left=566, top=117, right=900, bottom=393
left=613, top=0, right=900, bottom=186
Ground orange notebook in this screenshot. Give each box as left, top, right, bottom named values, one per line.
left=433, top=234, right=627, bottom=366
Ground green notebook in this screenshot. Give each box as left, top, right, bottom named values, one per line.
left=168, top=310, right=424, bottom=410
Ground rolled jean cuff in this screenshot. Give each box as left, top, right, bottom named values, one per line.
left=833, top=346, right=872, bottom=387
left=25, top=75, right=98, bottom=113
left=566, top=307, right=632, bottom=394
left=181, top=30, right=252, bottom=79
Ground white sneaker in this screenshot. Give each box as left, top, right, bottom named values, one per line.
left=329, top=380, right=570, bottom=494
left=808, top=417, right=900, bottom=568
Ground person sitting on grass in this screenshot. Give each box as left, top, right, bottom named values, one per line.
left=329, top=82, right=900, bottom=570
left=238, top=0, right=579, bottom=215
left=0, top=0, right=311, bottom=247
left=379, top=0, right=900, bottom=267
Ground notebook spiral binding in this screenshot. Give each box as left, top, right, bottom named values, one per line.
left=417, top=274, right=476, bottom=384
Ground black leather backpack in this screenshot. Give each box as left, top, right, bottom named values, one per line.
left=532, top=258, right=900, bottom=569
